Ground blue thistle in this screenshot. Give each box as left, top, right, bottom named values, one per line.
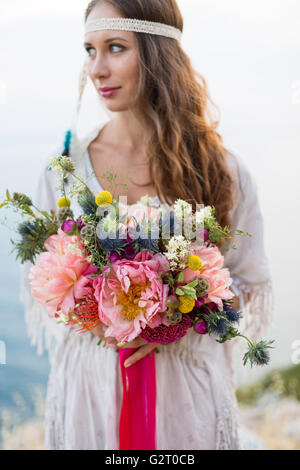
left=223, top=303, right=241, bottom=324
left=17, top=221, right=37, bottom=238
left=201, top=305, right=275, bottom=368
left=98, top=229, right=126, bottom=252
left=243, top=340, right=275, bottom=367
left=131, top=221, right=160, bottom=252
left=14, top=217, right=58, bottom=264
left=136, top=236, right=160, bottom=252
left=205, top=312, right=230, bottom=336
left=78, top=190, right=97, bottom=216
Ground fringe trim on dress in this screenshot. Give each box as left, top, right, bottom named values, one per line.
left=20, top=261, right=63, bottom=356
left=231, top=277, right=274, bottom=342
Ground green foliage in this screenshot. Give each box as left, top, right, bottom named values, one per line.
left=236, top=363, right=300, bottom=406
left=216, top=326, right=240, bottom=343
left=100, top=169, right=130, bottom=198
left=1, top=191, right=34, bottom=217
left=202, top=207, right=231, bottom=244
left=1, top=189, right=59, bottom=264
left=175, top=279, right=198, bottom=299
left=13, top=217, right=59, bottom=264
left=82, top=236, right=108, bottom=271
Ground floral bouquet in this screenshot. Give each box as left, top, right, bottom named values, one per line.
left=1, top=155, right=274, bottom=450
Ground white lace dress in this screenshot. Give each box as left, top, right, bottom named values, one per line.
left=20, top=123, right=273, bottom=450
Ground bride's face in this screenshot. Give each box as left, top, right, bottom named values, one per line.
left=84, top=2, right=140, bottom=112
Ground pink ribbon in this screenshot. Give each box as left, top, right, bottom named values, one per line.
left=118, top=348, right=157, bottom=450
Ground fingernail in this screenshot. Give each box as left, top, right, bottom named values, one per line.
left=124, top=361, right=131, bottom=368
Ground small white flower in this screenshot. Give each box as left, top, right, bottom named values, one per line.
left=203, top=206, right=213, bottom=218
left=174, top=199, right=193, bottom=220
left=67, top=244, right=83, bottom=256
left=165, top=235, right=191, bottom=269
left=49, top=156, right=62, bottom=172
left=68, top=181, right=86, bottom=198
left=65, top=237, right=84, bottom=256
left=195, top=206, right=213, bottom=225
left=50, top=155, right=75, bottom=173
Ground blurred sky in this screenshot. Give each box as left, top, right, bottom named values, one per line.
left=0, top=0, right=300, bottom=386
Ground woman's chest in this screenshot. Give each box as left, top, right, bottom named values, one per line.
left=88, top=143, right=157, bottom=205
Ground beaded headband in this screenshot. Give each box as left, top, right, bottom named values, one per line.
left=85, top=18, right=182, bottom=42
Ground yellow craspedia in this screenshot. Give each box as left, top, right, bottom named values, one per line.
left=187, top=255, right=203, bottom=271
left=95, top=191, right=113, bottom=207
left=178, top=296, right=195, bottom=314
left=57, top=197, right=71, bottom=208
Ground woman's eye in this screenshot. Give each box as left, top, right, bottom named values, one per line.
left=85, top=47, right=96, bottom=57
left=85, top=44, right=125, bottom=58
left=109, top=44, right=125, bottom=53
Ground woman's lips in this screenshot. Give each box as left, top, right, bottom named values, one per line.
left=99, top=87, right=121, bottom=98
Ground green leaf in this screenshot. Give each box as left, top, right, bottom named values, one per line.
left=182, top=286, right=194, bottom=294
left=177, top=272, right=184, bottom=283
left=175, top=288, right=184, bottom=296
left=40, top=210, right=52, bottom=219
left=183, top=292, right=197, bottom=300
left=187, top=279, right=199, bottom=288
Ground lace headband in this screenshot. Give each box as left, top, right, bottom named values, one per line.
left=85, top=18, right=182, bottom=42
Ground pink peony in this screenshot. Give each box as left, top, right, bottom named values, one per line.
left=200, top=269, right=234, bottom=310
left=183, top=243, right=225, bottom=284
left=29, top=229, right=97, bottom=317
left=183, top=243, right=234, bottom=311
left=93, top=251, right=170, bottom=342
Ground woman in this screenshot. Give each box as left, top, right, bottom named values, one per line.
left=21, top=0, right=273, bottom=450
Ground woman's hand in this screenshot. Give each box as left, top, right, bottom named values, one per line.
left=117, top=337, right=159, bottom=368
left=90, top=323, right=118, bottom=348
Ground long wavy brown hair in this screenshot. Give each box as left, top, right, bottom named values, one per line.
left=85, top=0, right=238, bottom=231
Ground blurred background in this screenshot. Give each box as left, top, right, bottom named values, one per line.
left=0, top=0, right=299, bottom=450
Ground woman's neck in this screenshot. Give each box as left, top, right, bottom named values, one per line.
left=105, top=112, right=150, bottom=154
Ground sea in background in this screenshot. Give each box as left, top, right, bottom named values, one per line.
left=0, top=219, right=49, bottom=442
left=0, top=0, right=300, bottom=448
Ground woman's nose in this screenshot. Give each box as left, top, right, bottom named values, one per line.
left=90, top=54, right=110, bottom=80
